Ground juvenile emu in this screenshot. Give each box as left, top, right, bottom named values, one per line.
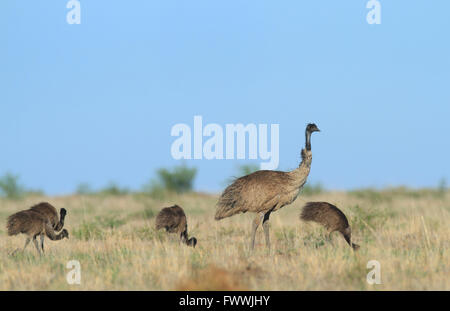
left=300, top=202, right=360, bottom=250
left=7, top=210, right=69, bottom=255
left=155, top=205, right=197, bottom=247
left=29, top=202, right=66, bottom=231
left=215, top=123, right=320, bottom=250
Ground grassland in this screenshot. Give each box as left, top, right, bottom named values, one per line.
left=0, top=188, right=448, bottom=290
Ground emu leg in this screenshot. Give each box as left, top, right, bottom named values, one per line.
left=32, top=237, right=42, bottom=256
left=22, top=237, right=31, bottom=252
left=262, top=211, right=271, bottom=250
left=250, top=213, right=264, bottom=251
left=40, top=233, right=45, bottom=253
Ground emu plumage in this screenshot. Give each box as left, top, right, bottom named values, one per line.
left=215, top=123, right=320, bottom=250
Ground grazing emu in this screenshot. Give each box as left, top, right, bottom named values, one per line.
left=30, top=202, right=67, bottom=231
left=155, top=205, right=197, bottom=247
left=29, top=202, right=67, bottom=252
left=7, top=210, right=69, bottom=255
left=215, top=123, right=320, bottom=250
left=300, top=202, right=360, bottom=250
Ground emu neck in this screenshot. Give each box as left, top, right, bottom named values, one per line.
left=55, top=232, right=65, bottom=240
left=180, top=230, right=188, bottom=244
left=305, top=131, right=312, bottom=151
left=48, top=231, right=66, bottom=241
left=289, top=148, right=312, bottom=188
left=56, top=213, right=66, bottom=231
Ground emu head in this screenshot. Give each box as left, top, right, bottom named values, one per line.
left=61, top=229, right=69, bottom=239
left=306, top=123, right=320, bottom=134
left=305, top=123, right=320, bottom=151
left=187, top=237, right=197, bottom=248
left=60, top=208, right=67, bottom=218
left=352, top=243, right=360, bottom=251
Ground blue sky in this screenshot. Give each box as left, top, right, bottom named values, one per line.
left=1, top=1, right=449, bottom=195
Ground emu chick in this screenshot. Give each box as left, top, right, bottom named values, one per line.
left=7, top=209, right=69, bottom=255
left=300, top=202, right=359, bottom=250
left=155, top=205, right=197, bottom=247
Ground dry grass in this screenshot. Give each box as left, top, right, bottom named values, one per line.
left=0, top=189, right=449, bottom=290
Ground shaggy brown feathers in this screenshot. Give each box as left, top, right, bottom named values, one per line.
left=7, top=209, right=69, bottom=255
left=155, top=205, right=197, bottom=247
left=215, top=146, right=313, bottom=220
left=29, top=202, right=66, bottom=231
left=300, top=202, right=360, bottom=250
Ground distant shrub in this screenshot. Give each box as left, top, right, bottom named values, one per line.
left=0, top=173, right=25, bottom=199
left=157, top=164, right=197, bottom=193
left=438, top=178, right=447, bottom=196
left=76, top=182, right=93, bottom=195
left=301, top=182, right=324, bottom=195
left=99, top=182, right=129, bottom=196
left=145, top=164, right=197, bottom=196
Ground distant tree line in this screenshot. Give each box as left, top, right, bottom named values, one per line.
left=0, top=172, right=43, bottom=199
left=1, top=168, right=447, bottom=200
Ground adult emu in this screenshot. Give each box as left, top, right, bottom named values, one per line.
left=215, top=123, right=320, bottom=250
